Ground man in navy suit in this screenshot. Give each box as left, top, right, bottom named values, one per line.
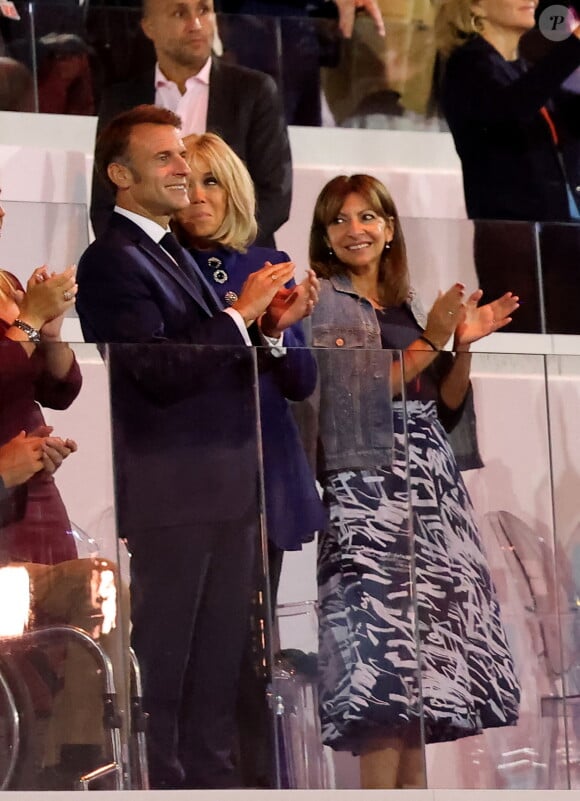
left=76, top=104, right=316, bottom=789
left=90, top=0, right=292, bottom=247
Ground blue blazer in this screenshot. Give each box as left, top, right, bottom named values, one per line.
left=191, top=245, right=327, bottom=550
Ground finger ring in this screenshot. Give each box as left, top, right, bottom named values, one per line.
left=63, top=290, right=74, bottom=301
left=271, top=274, right=278, bottom=282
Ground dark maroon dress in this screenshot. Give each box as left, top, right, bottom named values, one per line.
left=0, top=321, right=82, bottom=564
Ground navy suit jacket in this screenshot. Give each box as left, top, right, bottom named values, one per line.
left=76, top=213, right=262, bottom=537
left=441, top=34, right=580, bottom=222
left=90, top=58, right=292, bottom=247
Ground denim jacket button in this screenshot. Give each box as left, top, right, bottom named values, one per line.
left=335, top=337, right=345, bottom=347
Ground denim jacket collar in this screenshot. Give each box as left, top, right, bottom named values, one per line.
left=328, top=273, right=428, bottom=329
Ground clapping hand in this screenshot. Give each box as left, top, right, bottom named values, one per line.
left=423, top=283, right=466, bottom=350
left=41, top=436, right=78, bottom=475
left=19, top=265, right=77, bottom=330
left=0, top=431, right=45, bottom=488
left=260, top=269, right=320, bottom=338
left=28, top=425, right=78, bottom=475
left=454, top=290, right=520, bottom=348
left=232, top=260, right=295, bottom=326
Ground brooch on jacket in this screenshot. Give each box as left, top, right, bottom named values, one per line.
left=208, top=256, right=228, bottom=285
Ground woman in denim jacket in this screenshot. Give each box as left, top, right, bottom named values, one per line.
left=309, top=174, right=521, bottom=788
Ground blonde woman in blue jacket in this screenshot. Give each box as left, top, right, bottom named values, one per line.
left=309, top=174, right=520, bottom=788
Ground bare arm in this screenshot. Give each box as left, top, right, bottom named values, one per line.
left=38, top=312, right=76, bottom=380
left=439, top=289, right=519, bottom=409
left=439, top=349, right=472, bottom=411
left=391, top=284, right=466, bottom=396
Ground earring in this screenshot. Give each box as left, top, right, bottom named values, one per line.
left=328, top=248, right=335, bottom=258
left=470, top=13, right=484, bottom=32
left=384, top=242, right=391, bottom=251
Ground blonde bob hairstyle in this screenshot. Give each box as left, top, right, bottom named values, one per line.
left=434, top=0, right=479, bottom=56
left=176, top=132, right=258, bottom=252
left=309, top=174, right=410, bottom=307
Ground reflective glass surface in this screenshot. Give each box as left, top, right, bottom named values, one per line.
left=0, top=3, right=447, bottom=132
left=0, top=341, right=129, bottom=790
left=2, top=337, right=580, bottom=788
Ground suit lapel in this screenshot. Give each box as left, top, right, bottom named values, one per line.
left=140, top=237, right=216, bottom=316
left=207, top=59, right=233, bottom=140
left=111, top=215, right=215, bottom=315
left=134, top=69, right=156, bottom=104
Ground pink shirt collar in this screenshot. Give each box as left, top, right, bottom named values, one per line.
left=154, top=57, right=211, bottom=92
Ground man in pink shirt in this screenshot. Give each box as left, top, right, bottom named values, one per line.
left=90, top=0, right=291, bottom=247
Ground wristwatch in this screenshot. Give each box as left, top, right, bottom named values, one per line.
left=12, top=319, right=41, bottom=343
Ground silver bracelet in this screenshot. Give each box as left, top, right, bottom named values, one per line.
left=12, top=319, right=41, bottom=343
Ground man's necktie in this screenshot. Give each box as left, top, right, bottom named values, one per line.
left=159, top=231, right=220, bottom=311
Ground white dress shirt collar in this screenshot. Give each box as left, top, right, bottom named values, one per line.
left=114, top=206, right=169, bottom=243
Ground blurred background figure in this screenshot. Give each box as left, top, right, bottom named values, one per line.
left=435, top=0, right=580, bottom=332
left=216, top=0, right=384, bottom=127
left=0, top=55, right=35, bottom=111
left=90, top=0, right=291, bottom=248
left=36, top=33, right=95, bottom=115
left=216, top=2, right=326, bottom=127
left=322, top=0, right=439, bottom=130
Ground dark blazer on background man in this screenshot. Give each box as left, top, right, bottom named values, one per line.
left=441, top=34, right=580, bottom=222
left=90, top=58, right=292, bottom=247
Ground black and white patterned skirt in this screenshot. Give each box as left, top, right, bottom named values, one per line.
left=317, top=400, right=520, bottom=753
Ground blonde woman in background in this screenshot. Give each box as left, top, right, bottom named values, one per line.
left=435, top=0, right=580, bottom=332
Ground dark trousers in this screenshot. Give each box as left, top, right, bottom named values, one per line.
left=236, top=540, right=284, bottom=788
left=128, top=517, right=257, bottom=789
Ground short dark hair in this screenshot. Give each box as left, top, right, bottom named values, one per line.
left=95, top=104, right=183, bottom=192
